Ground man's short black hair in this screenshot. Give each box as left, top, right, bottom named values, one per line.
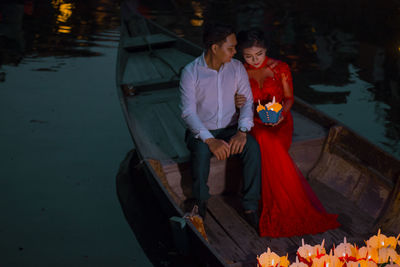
left=202, top=22, right=235, bottom=50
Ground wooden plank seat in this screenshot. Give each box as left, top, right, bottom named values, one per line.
left=123, top=33, right=176, bottom=51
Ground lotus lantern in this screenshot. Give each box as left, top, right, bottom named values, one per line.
left=346, top=260, right=377, bottom=267
left=258, top=247, right=282, bottom=267
left=366, top=229, right=399, bottom=249
left=311, top=251, right=342, bottom=267
left=334, top=237, right=357, bottom=261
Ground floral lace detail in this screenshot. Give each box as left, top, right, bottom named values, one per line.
left=245, top=60, right=293, bottom=104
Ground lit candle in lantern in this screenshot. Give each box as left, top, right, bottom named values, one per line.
left=366, top=229, right=398, bottom=249
left=357, top=246, right=378, bottom=262
left=334, top=237, right=357, bottom=261
left=298, top=239, right=316, bottom=263
left=311, top=251, right=342, bottom=267
left=257, top=247, right=281, bottom=267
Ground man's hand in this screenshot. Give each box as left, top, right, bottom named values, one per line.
left=229, top=131, right=247, bottom=155
left=235, top=93, right=247, bottom=108
left=205, top=138, right=230, bottom=160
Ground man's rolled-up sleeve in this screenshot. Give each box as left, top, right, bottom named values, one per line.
left=179, top=67, right=213, bottom=142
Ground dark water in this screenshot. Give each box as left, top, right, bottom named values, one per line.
left=2, top=1, right=399, bottom=156
left=139, top=0, right=400, bottom=160
left=0, top=1, right=153, bottom=266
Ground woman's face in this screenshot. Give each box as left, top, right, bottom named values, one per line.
left=242, top=46, right=266, bottom=68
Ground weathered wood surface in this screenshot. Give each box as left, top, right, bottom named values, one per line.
left=203, top=212, right=248, bottom=265
left=374, top=176, right=400, bottom=234
left=309, top=179, right=375, bottom=236
left=308, top=126, right=396, bottom=224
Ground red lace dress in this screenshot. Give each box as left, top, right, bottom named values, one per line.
left=245, top=58, right=340, bottom=237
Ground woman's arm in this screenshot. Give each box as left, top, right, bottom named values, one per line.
left=281, top=71, right=294, bottom=117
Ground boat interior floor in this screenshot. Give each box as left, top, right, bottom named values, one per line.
left=201, top=179, right=374, bottom=265
left=127, top=87, right=376, bottom=265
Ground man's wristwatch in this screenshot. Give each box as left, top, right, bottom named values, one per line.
left=239, top=127, right=248, bottom=133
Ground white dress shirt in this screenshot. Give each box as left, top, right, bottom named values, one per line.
left=179, top=53, right=254, bottom=142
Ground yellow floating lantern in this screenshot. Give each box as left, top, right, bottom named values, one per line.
left=377, top=247, right=399, bottom=264
left=347, top=260, right=377, bottom=267
left=311, top=252, right=342, bottom=267
left=334, top=237, right=357, bottom=261
left=257, top=247, right=282, bottom=267
left=357, top=245, right=378, bottom=262
left=366, top=229, right=399, bottom=249
left=280, top=254, right=290, bottom=267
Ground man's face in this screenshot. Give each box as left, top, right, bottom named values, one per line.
left=214, top=33, right=237, bottom=63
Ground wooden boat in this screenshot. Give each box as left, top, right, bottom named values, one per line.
left=116, top=2, right=400, bottom=266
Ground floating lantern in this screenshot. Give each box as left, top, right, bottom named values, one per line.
left=256, top=232, right=400, bottom=267
left=297, top=239, right=316, bottom=265
left=377, top=247, right=399, bottom=264
left=257, top=247, right=282, bottom=267
left=257, top=96, right=283, bottom=124
left=366, top=229, right=399, bottom=249
left=357, top=246, right=378, bottom=262
left=311, top=252, right=342, bottom=267
left=347, top=260, right=377, bottom=267
left=334, top=237, right=357, bottom=262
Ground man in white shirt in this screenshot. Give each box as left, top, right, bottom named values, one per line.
left=179, top=22, right=261, bottom=229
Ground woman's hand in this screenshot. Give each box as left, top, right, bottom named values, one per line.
left=264, top=115, right=284, bottom=127
left=235, top=93, right=247, bottom=108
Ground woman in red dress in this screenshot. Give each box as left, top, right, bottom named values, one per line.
left=236, top=29, right=340, bottom=237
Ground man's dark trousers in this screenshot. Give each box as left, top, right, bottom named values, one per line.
left=185, top=125, right=261, bottom=211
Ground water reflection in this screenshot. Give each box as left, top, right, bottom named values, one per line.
left=0, top=0, right=120, bottom=73
left=190, top=1, right=204, bottom=27
left=137, top=0, right=400, bottom=159
left=0, top=2, right=25, bottom=70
